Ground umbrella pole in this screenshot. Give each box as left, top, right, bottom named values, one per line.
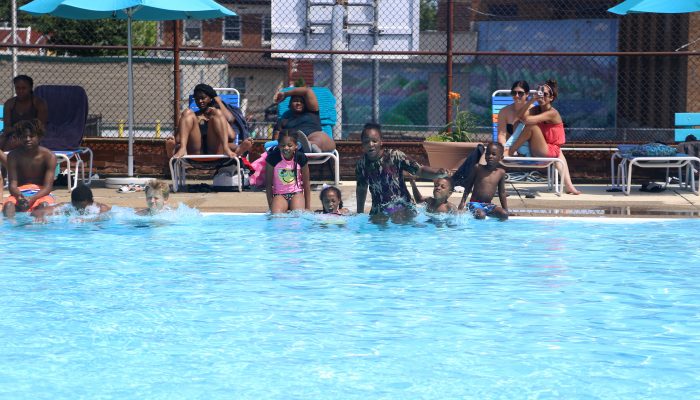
left=127, top=12, right=134, bottom=177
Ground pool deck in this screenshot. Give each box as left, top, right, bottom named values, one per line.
left=47, top=180, right=700, bottom=217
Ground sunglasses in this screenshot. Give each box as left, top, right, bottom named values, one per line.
left=511, top=90, right=527, bottom=97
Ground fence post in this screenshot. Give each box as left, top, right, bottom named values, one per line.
left=173, top=20, right=182, bottom=131
left=445, top=0, right=454, bottom=128
left=155, top=120, right=161, bottom=138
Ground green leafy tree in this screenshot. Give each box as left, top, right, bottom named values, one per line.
left=2, top=0, right=157, bottom=57
left=29, top=17, right=157, bottom=56
left=420, top=0, right=437, bottom=31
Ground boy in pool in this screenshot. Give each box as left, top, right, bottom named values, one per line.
left=457, top=142, right=509, bottom=221
left=32, top=184, right=111, bottom=220
left=356, top=122, right=449, bottom=221
left=68, top=184, right=111, bottom=213
left=2, top=119, right=57, bottom=218
left=137, top=179, right=171, bottom=215
left=408, top=176, right=457, bottom=213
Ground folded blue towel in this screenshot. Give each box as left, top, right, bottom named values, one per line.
left=505, top=123, right=531, bottom=156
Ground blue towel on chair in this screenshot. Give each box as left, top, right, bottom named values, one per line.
left=505, top=123, right=531, bottom=156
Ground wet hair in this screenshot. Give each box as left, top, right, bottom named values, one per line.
left=277, top=130, right=301, bottom=188
left=511, top=80, right=529, bottom=93
left=71, top=184, right=94, bottom=204
left=13, top=75, right=33, bottom=88
left=14, top=118, right=44, bottom=138
left=435, top=177, right=454, bottom=191
left=146, top=179, right=170, bottom=200
left=686, top=134, right=697, bottom=142
left=542, top=79, right=558, bottom=101
left=486, top=141, right=504, bottom=156
left=193, top=83, right=217, bottom=99
left=361, top=122, right=382, bottom=140
left=320, top=185, right=344, bottom=211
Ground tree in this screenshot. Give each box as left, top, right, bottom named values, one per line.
left=2, top=0, right=157, bottom=57
left=28, top=17, right=157, bottom=57
left=420, top=0, right=437, bottom=31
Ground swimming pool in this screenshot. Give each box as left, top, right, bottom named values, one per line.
left=2, top=211, right=699, bottom=399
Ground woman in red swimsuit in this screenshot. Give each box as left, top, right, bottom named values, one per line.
left=508, top=79, right=581, bottom=195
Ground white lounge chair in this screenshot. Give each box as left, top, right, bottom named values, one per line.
left=169, top=88, right=246, bottom=192
left=493, top=89, right=563, bottom=195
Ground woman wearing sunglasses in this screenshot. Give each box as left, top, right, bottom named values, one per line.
left=508, top=79, right=581, bottom=195
left=497, top=80, right=532, bottom=149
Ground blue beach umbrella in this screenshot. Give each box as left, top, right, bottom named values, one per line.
left=609, top=0, right=700, bottom=14
left=20, top=0, right=236, bottom=177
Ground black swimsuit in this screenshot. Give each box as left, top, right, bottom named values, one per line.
left=9, top=95, right=39, bottom=126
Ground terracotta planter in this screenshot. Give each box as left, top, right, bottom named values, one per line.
left=422, top=141, right=481, bottom=171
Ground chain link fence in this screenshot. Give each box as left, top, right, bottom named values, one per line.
left=1, top=0, right=698, bottom=142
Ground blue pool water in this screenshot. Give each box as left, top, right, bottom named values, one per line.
left=1, top=211, right=699, bottom=399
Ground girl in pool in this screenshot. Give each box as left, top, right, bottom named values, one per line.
left=265, top=129, right=311, bottom=214
left=318, top=185, right=350, bottom=215
left=508, top=79, right=581, bottom=195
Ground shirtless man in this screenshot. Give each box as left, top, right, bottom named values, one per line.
left=2, top=119, right=57, bottom=218
left=458, top=142, right=509, bottom=221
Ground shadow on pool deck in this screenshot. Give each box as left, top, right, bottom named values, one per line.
left=44, top=179, right=700, bottom=218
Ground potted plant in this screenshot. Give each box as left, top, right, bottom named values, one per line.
left=422, top=91, right=481, bottom=171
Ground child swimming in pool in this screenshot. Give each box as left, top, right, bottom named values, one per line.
left=457, top=142, right=509, bottom=221
left=137, top=179, right=171, bottom=215
left=265, top=129, right=311, bottom=214
left=408, top=176, right=457, bottom=213
left=32, top=184, right=111, bottom=221
left=356, top=122, right=449, bottom=221
left=317, top=185, right=350, bottom=215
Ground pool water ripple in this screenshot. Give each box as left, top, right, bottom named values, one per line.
left=1, top=214, right=699, bottom=398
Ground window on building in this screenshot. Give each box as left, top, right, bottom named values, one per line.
left=262, top=15, right=272, bottom=44
left=231, top=77, right=247, bottom=94
left=184, top=19, right=202, bottom=43
left=223, top=16, right=242, bottom=43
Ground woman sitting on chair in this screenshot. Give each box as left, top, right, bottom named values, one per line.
left=170, top=84, right=252, bottom=158
left=507, top=79, right=581, bottom=195
left=273, top=86, right=336, bottom=153
left=497, top=80, right=533, bottom=151
left=1, top=75, right=48, bottom=164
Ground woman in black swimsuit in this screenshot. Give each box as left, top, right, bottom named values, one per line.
left=496, top=80, right=531, bottom=152
left=273, top=87, right=336, bottom=153
left=170, top=84, right=253, bottom=158
left=1, top=75, right=49, bottom=159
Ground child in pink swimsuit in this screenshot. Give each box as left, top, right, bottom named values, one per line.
left=265, top=129, right=311, bottom=213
